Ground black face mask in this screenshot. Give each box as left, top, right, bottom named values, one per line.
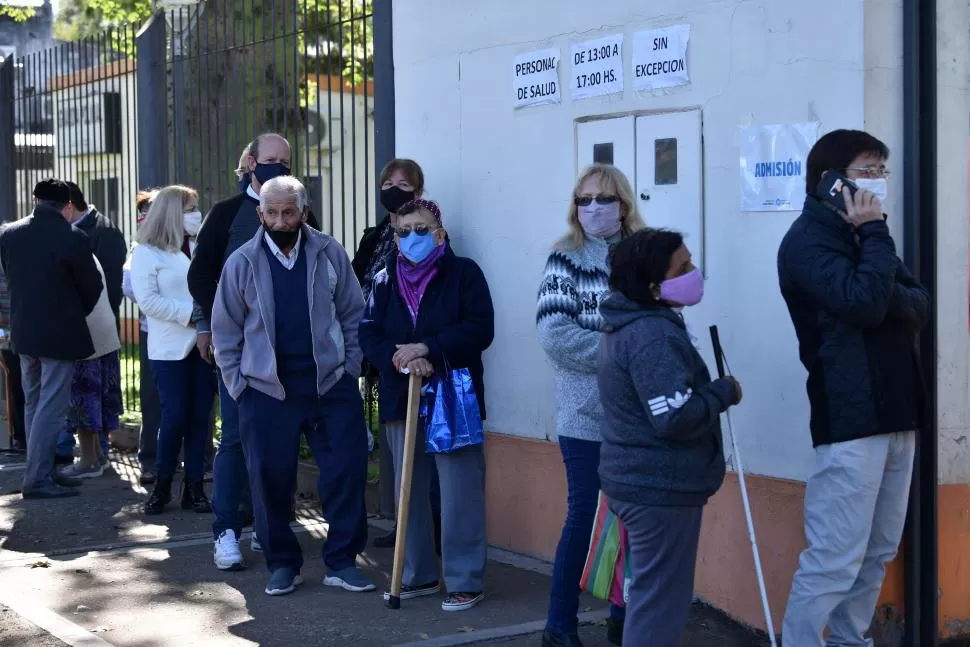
left=265, top=227, right=300, bottom=249
left=380, top=186, right=415, bottom=214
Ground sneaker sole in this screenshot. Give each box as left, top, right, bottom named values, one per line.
left=214, top=557, right=246, bottom=571
left=323, top=576, right=376, bottom=593
left=442, top=594, right=484, bottom=612
left=382, top=585, right=441, bottom=601
left=265, top=575, right=303, bottom=596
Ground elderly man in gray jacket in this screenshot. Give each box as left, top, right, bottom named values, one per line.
left=211, top=176, right=374, bottom=597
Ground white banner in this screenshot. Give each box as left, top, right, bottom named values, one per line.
left=632, top=24, right=690, bottom=91
left=570, top=34, right=624, bottom=100
left=739, top=122, right=820, bottom=212
left=513, top=48, right=561, bottom=109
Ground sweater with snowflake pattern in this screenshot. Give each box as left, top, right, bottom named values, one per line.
left=536, top=235, right=613, bottom=442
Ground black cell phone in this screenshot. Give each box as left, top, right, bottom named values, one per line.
left=816, top=171, right=858, bottom=214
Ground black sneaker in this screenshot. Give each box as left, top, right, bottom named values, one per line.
left=382, top=581, right=440, bottom=601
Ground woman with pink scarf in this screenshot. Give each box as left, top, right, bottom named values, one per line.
left=359, top=199, right=495, bottom=613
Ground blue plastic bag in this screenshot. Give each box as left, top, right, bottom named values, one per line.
left=420, top=368, right=484, bottom=454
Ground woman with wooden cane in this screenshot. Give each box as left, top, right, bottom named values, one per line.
left=360, top=199, right=494, bottom=612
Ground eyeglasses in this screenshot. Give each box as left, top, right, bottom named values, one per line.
left=395, top=224, right=438, bottom=238
left=574, top=194, right=619, bottom=207
left=845, top=167, right=890, bottom=179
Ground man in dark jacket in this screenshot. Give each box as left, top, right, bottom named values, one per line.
left=0, top=179, right=103, bottom=498
left=188, top=132, right=321, bottom=571
left=55, top=182, right=128, bottom=463
left=777, top=130, right=930, bottom=646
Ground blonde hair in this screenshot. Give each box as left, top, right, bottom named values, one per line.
left=235, top=144, right=251, bottom=179
left=556, top=164, right=645, bottom=249
left=137, top=184, right=197, bottom=251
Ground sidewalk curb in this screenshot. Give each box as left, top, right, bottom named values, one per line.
left=391, top=609, right=611, bottom=647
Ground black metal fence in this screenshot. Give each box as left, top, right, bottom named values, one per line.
left=0, top=0, right=380, bottom=415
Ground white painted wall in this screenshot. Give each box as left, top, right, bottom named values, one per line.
left=391, top=0, right=964, bottom=482
left=392, top=0, right=864, bottom=481
left=932, top=0, right=970, bottom=485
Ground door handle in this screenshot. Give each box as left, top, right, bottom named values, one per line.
left=640, top=191, right=651, bottom=201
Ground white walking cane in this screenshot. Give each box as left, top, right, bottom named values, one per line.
left=709, top=326, right=777, bottom=647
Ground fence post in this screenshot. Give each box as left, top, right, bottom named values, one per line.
left=373, top=0, right=395, bottom=189
left=0, top=58, right=16, bottom=222
left=136, top=12, right=169, bottom=190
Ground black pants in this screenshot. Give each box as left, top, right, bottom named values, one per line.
left=2, top=349, right=25, bottom=447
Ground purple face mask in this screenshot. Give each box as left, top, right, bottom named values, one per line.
left=659, top=268, right=704, bottom=306
left=578, top=203, right=622, bottom=238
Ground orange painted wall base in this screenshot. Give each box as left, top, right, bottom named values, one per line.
left=481, top=432, right=970, bottom=641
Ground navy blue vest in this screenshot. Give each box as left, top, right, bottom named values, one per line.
left=263, top=239, right=316, bottom=399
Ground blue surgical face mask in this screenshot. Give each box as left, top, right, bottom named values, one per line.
left=398, top=231, right=438, bottom=264
left=252, top=162, right=290, bottom=185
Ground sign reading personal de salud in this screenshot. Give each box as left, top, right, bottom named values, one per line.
left=513, top=48, right=561, bottom=109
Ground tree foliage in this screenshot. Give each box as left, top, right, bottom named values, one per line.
left=0, top=4, right=37, bottom=23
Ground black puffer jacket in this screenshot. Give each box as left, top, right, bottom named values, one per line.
left=777, top=195, right=930, bottom=447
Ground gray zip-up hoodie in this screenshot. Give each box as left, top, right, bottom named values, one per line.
left=211, top=224, right=364, bottom=401
left=597, top=292, right=734, bottom=507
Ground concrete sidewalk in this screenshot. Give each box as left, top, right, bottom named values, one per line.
left=0, top=450, right=767, bottom=646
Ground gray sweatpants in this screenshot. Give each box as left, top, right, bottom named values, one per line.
left=385, top=420, right=487, bottom=593
left=608, top=500, right=703, bottom=647
left=20, top=355, right=74, bottom=492
left=783, top=431, right=915, bottom=647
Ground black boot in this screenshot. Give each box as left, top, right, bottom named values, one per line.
left=541, top=630, right=584, bottom=647
left=181, top=479, right=212, bottom=513
left=373, top=525, right=396, bottom=548
left=144, top=477, right=173, bottom=515
left=606, top=617, right=623, bottom=645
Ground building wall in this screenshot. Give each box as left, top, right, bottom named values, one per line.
left=393, top=0, right=970, bottom=637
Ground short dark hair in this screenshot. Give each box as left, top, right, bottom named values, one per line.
left=609, top=228, right=685, bottom=307
left=379, top=158, right=425, bottom=195
left=65, top=181, right=88, bottom=211
left=32, top=178, right=70, bottom=206
left=805, top=129, right=889, bottom=195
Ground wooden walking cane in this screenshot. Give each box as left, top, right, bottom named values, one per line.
left=387, top=371, right=423, bottom=609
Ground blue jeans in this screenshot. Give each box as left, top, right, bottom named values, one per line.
left=239, top=375, right=369, bottom=572
left=151, top=350, right=214, bottom=482
left=546, top=435, right=624, bottom=636
left=211, top=371, right=252, bottom=540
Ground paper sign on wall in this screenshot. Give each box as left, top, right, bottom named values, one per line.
left=513, top=48, right=561, bottom=109
left=739, top=122, right=820, bottom=212
left=632, top=24, right=690, bottom=91
left=570, top=34, right=624, bottom=100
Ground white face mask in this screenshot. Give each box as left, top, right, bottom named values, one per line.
left=854, top=178, right=887, bottom=203
left=183, top=211, right=203, bottom=236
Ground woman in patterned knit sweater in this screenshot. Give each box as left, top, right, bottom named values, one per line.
left=537, top=164, right=645, bottom=647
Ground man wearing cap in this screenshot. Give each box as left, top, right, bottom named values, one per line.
left=0, top=179, right=103, bottom=498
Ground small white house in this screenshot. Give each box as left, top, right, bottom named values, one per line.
left=390, top=0, right=969, bottom=637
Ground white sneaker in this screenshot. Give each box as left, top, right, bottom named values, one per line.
left=251, top=531, right=263, bottom=553
left=213, top=530, right=245, bottom=571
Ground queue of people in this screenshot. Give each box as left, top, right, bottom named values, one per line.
left=0, top=126, right=926, bottom=646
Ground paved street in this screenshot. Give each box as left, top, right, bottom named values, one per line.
left=0, top=449, right=766, bottom=646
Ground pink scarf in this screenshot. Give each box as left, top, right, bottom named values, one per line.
left=396, top=243, right=447, bottom=325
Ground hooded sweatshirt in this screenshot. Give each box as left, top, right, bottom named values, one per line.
left=597, top=292, right=734, bottom=507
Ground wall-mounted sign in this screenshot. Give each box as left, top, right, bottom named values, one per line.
left=570, top=34, right=624, bottom=100
left=513, top=47, right=561, bottom=109
left=739, top=122, right=820, bottom=212
left=632, top=24, right=690, bottom=91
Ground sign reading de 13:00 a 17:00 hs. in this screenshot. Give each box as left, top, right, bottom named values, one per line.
left=571, top=34, right=624, bottom=100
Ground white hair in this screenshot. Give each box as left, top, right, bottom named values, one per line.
left=259, top=176, right=308, bottom=211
